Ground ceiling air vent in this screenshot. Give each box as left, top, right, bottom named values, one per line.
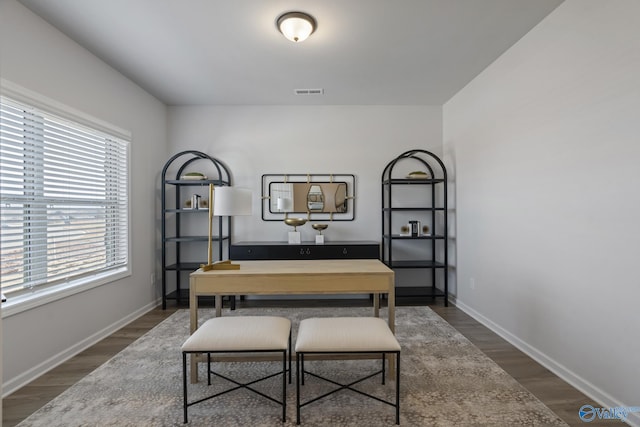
left=294, top=88, right=324, bottom=95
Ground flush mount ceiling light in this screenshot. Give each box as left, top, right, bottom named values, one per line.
left=277, top=11, right=316, bottom=42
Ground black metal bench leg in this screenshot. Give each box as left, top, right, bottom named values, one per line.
left=289, top=332, right=292, bottom=384
left=282, top=349, right=287, bottom=422
left=296, top=352, right=301, bottom=425
left=182, top=353, right=188, bottom=424
left=396, top=352, right=401, bottom=425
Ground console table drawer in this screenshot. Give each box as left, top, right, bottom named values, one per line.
left=230, top=241, right=379, bottom=261
left=229, top=246, right=269, bottom=259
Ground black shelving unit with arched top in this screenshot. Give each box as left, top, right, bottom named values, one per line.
left=381, top=149, right=448, bottom=306
left=161, top=150, right=232, bottom=309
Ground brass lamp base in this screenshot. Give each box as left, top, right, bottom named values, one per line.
left=200, top=260, right=241, bottom=271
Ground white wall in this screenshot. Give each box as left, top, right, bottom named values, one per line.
left=168, top=105, right=443, bottom=244
left=444, top=0, right=640, bottom=422
left=14, top=0, right=638, bottom=419
left=1, top=0, right=167, bottom=395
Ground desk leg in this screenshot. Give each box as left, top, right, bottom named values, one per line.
left=215, top=295, right=222, bottom=317
left=388, top=287, right=395, bottom=334
left=388, top=279, right=396, bottom=379
left=190, top=277, right=199, bottom=384
left=373, top=293, right=380, bottom=317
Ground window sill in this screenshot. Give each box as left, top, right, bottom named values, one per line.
left=1, top=267, right=130, bottom=318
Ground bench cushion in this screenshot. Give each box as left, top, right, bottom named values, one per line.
left=295, top=317, right=401, bottom=353
left=181, top=316, right=291, bottom=352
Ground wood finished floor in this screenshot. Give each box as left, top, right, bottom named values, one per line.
left=3, top=299, right=609, bottom=427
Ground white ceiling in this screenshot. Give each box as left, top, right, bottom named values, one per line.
left=19, top=0, right=563, bottom=106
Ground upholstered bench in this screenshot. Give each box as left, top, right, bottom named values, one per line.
left=181, top=316, right=291, bottom=423
left=295, top=317, right=401, bottom=425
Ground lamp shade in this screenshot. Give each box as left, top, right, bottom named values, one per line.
left=213, top=187, right=252, bottom=216
left=277, top=12, right=316, bottom=42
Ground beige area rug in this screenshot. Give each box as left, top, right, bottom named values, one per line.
left=17, top=306, right=567, bottom=426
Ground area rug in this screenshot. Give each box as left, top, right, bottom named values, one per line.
left=17, top=306, right=567, bottom=426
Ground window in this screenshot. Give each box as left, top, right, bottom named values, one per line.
left=0, top=93, right=130, bottom=306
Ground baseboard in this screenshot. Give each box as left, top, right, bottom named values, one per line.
left=2, top=299, right=161, bottom=398
left=454, top=299, right=639, bottom=427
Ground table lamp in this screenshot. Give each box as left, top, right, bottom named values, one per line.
left=201, top=184, right=252, bottom=271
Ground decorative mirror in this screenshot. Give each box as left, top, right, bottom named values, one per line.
left=262, top=174, right=355, bottom=221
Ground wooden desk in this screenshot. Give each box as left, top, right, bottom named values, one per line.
left=189, top=259, right=395, bottom=382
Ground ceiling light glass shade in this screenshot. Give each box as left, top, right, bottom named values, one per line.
left=277, top=12, right=316, bottom=42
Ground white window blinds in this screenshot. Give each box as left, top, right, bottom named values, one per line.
left=0, top=96, right=129, bottom=297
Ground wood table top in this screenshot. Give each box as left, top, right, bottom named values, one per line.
left=190, top=259, right=393, bottom=277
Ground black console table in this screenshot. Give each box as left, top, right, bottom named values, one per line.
left=230, top=241, right=380, bottom=260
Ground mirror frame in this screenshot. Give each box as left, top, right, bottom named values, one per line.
left=261, top=174, right=355, bottom=221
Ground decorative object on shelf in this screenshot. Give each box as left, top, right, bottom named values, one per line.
left=190, top=194, right=201, bottom=210
left=201, top=185, right=253, bottom=271
left=409, top=220, right=421, bottom=237
left=285, top=217, right=307, bottom=244
left=184, top=198, right=209, bottom=209
left=262, top=174, right=356, bottom=221
left=400, top=225, right=411, bottom=236
left=312, top=223, right=328, bottom=244
left=181, top=172, right=207, bottom=180
left=422, top=225, right=430, bottom=235
left=406, top=170, right=430, bottom=179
